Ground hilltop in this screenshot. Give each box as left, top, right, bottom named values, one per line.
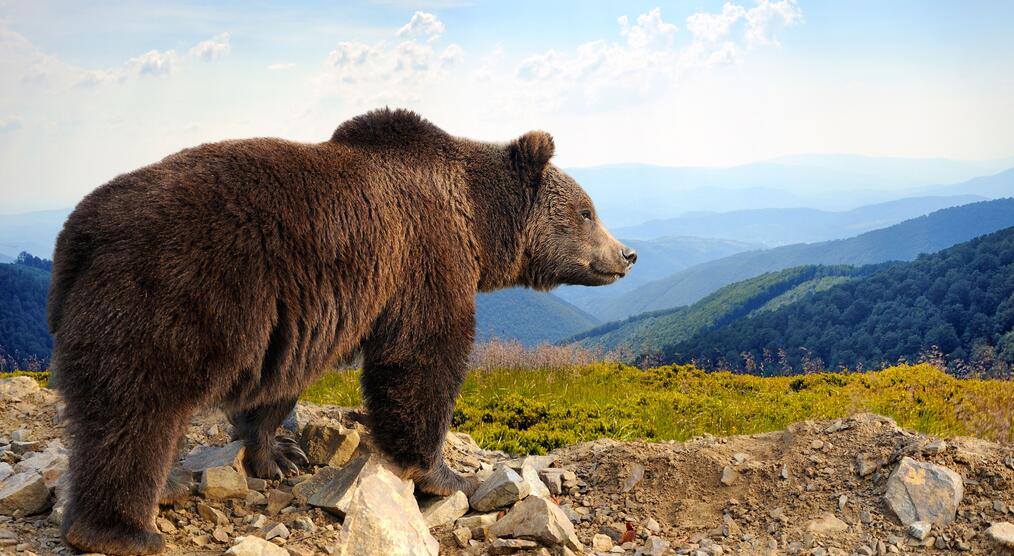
left=667, top=226, right=1014, bottom=374
left=567, top=265, right=879, bottom=357
left=599, top=198, right=1014, bottom=321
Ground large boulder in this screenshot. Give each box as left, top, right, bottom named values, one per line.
left=306, top=455, right=371, bottom=516
left=183, top=440, right=245, bottom=475
left=300, top=420, right=360, bottom=467
left=0, top=471, right=50, bottom=515
left=334, top=460, right=438, bottom=556
left=884, top=457, right=964, bottom=526
left=469, top=466, right=530, bottom=512
left=487, top=495, right=583, bottom=552
left=419, top=490, right=470, bottom=528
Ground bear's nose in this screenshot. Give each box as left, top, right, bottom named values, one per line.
left=621, top=247, right=637, bottom=265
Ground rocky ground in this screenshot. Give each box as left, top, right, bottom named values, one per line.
left=2, top=375, right=1014, bottom=555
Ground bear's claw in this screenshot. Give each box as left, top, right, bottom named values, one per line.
left=245, top=435, right=308, bottom=480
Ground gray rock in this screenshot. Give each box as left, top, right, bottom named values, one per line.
left=266, top=489, right=293, bottom=515
left=197, top=502, right=229, bottom=525
left=636, top=536, right=669, bottom=556
left=419, top=490, right=469, bottom=528
left=489, top=538, right=540, bottom=554
left=199, top=465, right=249, bottom=500
left=621, top=463, right=644, bottom=493
left=907, top=521, right=931, bottom=541
left=805, top=513, right=848, bottom=534
left=592, top=533, right=614, bottom=551
left=505, top=455, right=557, bottom=473
left=986, top=522, right=1014, bottom=548
left=0, top=463, right=12, bottom=483
left=720, top=466, right=738, bottom=486
left=306, top=455, right=371, bottom=516
left=855, top=452, right=883, bottom=477
left=884, top=457, right=964, bottom=526
left=0, top=471, right=50, bottom=515
left=469, top=466, right=530, bottom=512
left=225, top=535, right=289, bottom=556
left=456, top=512, right=499, bottom=538
left=14, top=448, right=67, bottom=488
left=261, top=521, right=289, bottom=540
left=335, top=460, right=438, bottom=556
left=452, top=526, right=471, bottom=548
left=10, top=441, right=44, bottom=455
left=488, top=495, right=583, bottom=552
left=184, top=440, right=245, bottom=474
left=539, top=469, right=564, bottom=495
left=521, top=464, right=551, bottom=499
left=300, top=420, right=360, bottom=467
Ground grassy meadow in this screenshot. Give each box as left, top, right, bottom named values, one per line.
left=7, top=356, right=1012, bottom=456
left=304, top=361, right=1014, bottom=455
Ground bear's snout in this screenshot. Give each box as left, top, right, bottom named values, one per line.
left=620, top=246, right=637, bottom=267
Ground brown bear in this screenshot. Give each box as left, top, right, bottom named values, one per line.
left=48, top=108, right=636, bottom=555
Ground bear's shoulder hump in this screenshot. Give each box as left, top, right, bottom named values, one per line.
left=330, top=108, right=450, bottom=148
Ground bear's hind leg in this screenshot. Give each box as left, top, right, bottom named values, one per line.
left=229, top=397, right=308, bottom=480
left=361, top=329, right=478, bottom=497
left=61, top=389, right=193, bottom=556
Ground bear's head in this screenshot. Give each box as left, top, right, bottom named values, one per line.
left=510, top=131, right=636, bottom=291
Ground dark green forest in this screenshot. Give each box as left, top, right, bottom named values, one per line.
left=0, top=253, right=52, bottom=371
left=665, top=227, right=1014, bottom=376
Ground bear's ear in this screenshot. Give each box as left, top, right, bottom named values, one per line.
left=509, top=130, right=555, bottom=188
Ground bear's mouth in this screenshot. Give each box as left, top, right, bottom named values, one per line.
left=590, top=265, right=626, bottom=280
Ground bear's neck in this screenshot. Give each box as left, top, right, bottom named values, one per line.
left=466, top=181, right=530, bottom=293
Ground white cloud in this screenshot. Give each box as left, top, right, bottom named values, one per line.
left=744, top=0, right=803, bottom=46
left=190, top=32, right=231, bottom=61
left=618, top=8, right=678, bottom=50
left=126, top=49, right=178, bottom=76
left=317, top=12, right=461, bottom=106
left=267, top=63, right=295, bottom=71
left=686, top=3, right=747, bottom=42
left=396, top=11, right=445, bottom=42
left=499, top=3, right=801, bottom=114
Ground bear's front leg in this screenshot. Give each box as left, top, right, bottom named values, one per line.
left=361, top=315, right=478, bottom=497
left=229, top=397, right=309, bottom=480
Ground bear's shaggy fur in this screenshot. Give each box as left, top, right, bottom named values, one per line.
left=48, top=109, right=635, bottom=555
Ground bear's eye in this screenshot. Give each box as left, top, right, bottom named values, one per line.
left=580, top=210, right=593, bottom=221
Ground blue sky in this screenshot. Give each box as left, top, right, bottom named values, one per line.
left=2, top=1, right=1013, bottom=211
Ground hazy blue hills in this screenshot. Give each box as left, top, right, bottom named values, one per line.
left=598, top=198, right=1014, bottom=321
left=612, top=195, right=983, bottom=245
left=553, top=235, right=760, bottom=315
left=566, top=265, right=881, bottom=356
left=667, top=226, right=1014, bottom=375
left=569, top=158, right=1013, bottom=227
left=475, top=288, right=599, bottom=345
left=0, top=208, right=72, bottom=260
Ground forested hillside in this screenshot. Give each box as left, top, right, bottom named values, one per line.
left=600, top=198, right=1014, bottom=320
left=566, top=265, right=880, bottom=356
left=474, top=288, right=599, bottom=345
left=666, top=227, right=1014, bottom=376
left=0, top=254, right=52, bottom=371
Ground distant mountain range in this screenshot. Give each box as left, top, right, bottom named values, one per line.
left=570, top=157, right=1014, bottom=227
left=0, top=208, right=72, bottom=259
left=666, top=226, right=1014, bottom=375
left=597, top=198, right=1014, bottom=321
left=612, top=195, right=983, bottom=245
